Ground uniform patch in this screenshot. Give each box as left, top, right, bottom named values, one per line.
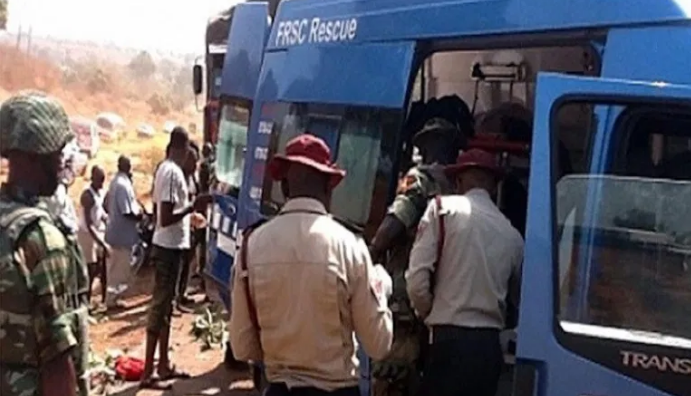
left=370, top=265, right=392, bottom=305
left=370, top=278, right=388, bottom=306
left=372, top=277, right=384, bottom=298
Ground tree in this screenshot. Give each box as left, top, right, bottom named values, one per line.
left=158, top=58, right=177, bottom=81
left=0, top=0, right=8, bottom=30
left=128, top=50, right=156, bottom=79
left=147, top=92, right=171, bottom=116
left=170, top=66, right=193, bottom=111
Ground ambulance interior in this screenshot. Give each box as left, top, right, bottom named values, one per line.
left=405, top=46, right=600, bottom=236
left=406, top=44, right=691, bottom=361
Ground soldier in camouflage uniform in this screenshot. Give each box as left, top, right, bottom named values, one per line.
left=369, top=117, right=470, bottom=396
left=0, top=91, right=90, bottom=396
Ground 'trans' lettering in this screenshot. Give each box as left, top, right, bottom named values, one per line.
left=276, top=17, right=357, bottom=46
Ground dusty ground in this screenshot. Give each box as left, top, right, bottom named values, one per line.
left=90, top=266, right=260, bottom=396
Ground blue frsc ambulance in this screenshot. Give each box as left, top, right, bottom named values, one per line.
left=198, top=0, right=691, bottom=395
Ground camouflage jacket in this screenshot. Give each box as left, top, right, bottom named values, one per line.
left=0, top=187, right=90, bottom=396
left=199, top=158, right=216, bottom=193
left=384, top=164, right=452, bottom=322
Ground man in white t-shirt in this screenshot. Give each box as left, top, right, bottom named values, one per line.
left=140, top=127, right=212, bottom=390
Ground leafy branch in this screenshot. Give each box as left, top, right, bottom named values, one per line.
left=87, top=348, right=123, bottom=396
left=190, top=305, right=228, bottom=351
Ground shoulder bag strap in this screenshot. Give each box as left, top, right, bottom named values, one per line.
left=430, top=194, right=445, bottom=292
left=239, top=228, right=260, bottom=336
left=434, top=194, right=445, bottom=268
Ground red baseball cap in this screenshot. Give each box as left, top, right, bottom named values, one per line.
left=445, top=148, right=503, bottom=176
left=267, top=134, right=346, bottom=188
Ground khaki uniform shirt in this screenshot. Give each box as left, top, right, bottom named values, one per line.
left=407, top=189, right=524, bottom=329
left=229, top=198, right=393, bottom=391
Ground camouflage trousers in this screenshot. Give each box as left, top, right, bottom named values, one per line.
left=371, top=325, right=425, bottom=396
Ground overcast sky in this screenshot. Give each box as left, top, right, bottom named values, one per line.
left=7, top=0, right=241, bottom=53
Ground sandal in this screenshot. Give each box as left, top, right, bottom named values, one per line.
left=175, top=303, right=194, bottom=314
left=158, top=366, right=191, bottom=380
left=139, top=377, right=172, bottom=390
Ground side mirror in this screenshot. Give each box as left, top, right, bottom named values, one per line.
left=193, top=65, right=203, bottom=95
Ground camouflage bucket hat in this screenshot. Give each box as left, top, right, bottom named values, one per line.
left=0, top=90, right=74, bottom=158
left=412, top=117, right=462, bottom=149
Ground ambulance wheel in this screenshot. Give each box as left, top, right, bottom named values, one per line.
left=224, top=342, right=247, bottom=370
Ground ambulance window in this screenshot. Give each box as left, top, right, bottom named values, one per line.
left=554, top=101, right=691, bottom=348
left=332, top=108, right=398, bottom=233
left=556, top=102, right=596, bottom=174
left=216, top=99, right=251, bottom=193
left=260, top=102, right=399, bottom=232
left=210, top=67, right=223, bottom=99
left=261, top=103, right=344, bottom=210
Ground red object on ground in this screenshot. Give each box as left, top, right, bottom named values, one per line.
left=115, top=356, right=145, bottom=381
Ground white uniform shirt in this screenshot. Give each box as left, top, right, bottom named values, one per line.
left=406, top=188, right=524, bottom=329
left=152, top=159, right=190, bottom=249
left=229, top=198, right=393, bottom=391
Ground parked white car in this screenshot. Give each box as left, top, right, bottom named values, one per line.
left=70, top=116, right=100, bottom=158
left=162, top=121, right=177, bottom=134
left=136, top=123, right=156, bottom=138
left=96, top=112, right=126, bottom=141
left=63, top=137, right=89, bottom=177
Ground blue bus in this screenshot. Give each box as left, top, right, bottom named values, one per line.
left=207, top=0, right=691, bottom=395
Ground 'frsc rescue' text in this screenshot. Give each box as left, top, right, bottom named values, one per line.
left=275, top=17, right=358, bottom=46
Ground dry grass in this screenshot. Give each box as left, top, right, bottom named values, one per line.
left=136, top=143, right=166, bottom=176
left=0, top=43, right=201, bottom=126
left=0, top=44, right=202, bottom=207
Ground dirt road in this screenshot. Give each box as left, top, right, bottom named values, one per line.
left=90, top=266, right=260, bottom=396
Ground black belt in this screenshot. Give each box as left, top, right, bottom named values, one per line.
left=278, top=209, right=326, bottom=216
left=429, top=324, right=500, bottom=343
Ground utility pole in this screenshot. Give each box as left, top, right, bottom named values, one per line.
left=26, top=26, right=32, bottom=55
left=16, top=25, right=22, bottom=49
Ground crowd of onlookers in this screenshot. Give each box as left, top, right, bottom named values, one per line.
left=54, top=125, right=217, bottom=389
left=47, top=127, right=216, bottom=314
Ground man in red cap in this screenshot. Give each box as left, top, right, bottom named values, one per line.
left=228, top=133, right=393, bottom=396
left=406, top=149, right=524, bottom=396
